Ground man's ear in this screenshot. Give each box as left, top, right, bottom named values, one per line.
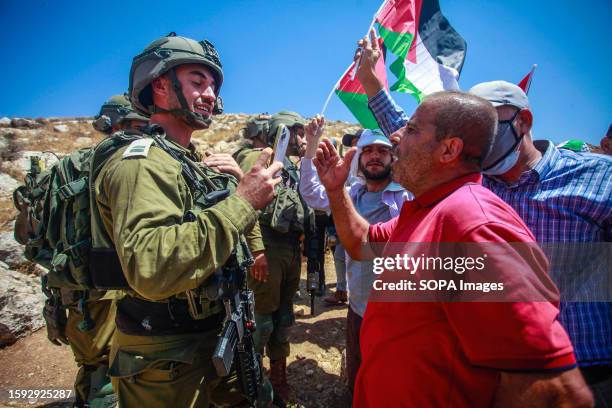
left=151, top=76, right=170, bottom=109
left=151, top=76, right=169, bottom=98
left=437, top=137, right=463, bottom=164
left=517, top=109, right=533, bottom=135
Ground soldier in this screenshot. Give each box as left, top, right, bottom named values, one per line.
left=92, top=33, right=280, bottom=407
left=52, top=287, right=117, bottom=408
left=234, top=112, right=309, bottom=402
left=92, top=94, right=148, bottom=135
left=62, top=93, right=152, bottom=408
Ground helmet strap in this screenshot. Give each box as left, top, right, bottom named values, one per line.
left=153, top=68, right=212, bottom=129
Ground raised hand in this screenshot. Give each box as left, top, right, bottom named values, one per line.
left=313, top=138, right=356, bottom=193
left=235, top=148, right=283, bottom=210
left=304, top=115, right=325, bottom=159
left=356, top=28, right=385, bottom=97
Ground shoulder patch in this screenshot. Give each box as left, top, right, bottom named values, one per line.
left=122, top=138, right=154, bottom=159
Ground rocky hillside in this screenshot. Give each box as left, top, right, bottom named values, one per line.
left=0, top=113, right=359, bottom=347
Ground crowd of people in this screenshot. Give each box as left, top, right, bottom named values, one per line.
left=18, top=28, right=611, bottom=408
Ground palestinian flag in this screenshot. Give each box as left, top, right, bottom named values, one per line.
left=376, top=0, right=466, bottom=102
left=518, top=64, right=537, bottom=94
left=335, top=39, right=388, bottom=129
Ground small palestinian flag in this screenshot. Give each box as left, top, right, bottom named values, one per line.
left=518, top=64, right=537, bottom=94
left=335, top=39, right=388, bottom=129
left=376, top=0, right=466, bottom=102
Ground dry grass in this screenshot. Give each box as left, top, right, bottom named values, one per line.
left=0, top=197, right=17, bottom=232
left=23, top=123, right=104, bottom=154
left=0, top=162, right=25, bottom=181
left=193, top=128, right=242, bottom=145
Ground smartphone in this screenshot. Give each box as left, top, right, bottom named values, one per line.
left=272, top=124, right=291, bottom=163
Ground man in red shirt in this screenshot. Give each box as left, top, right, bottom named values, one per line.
left=313, top=91, right=593, bottom=407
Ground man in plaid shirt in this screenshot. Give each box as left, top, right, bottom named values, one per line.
left=355, top=32, right=611, bottom=405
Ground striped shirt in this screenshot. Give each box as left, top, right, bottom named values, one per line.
left=369, top=88, right=612, bottom=366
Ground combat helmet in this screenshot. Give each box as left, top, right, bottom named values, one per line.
left=267, top=111, right=306, bottom=147
left=129, top=32, right=224, bottom=128
left=92, top=94, right=132, bottom=134
left=244, top=114, right=271, bottom=140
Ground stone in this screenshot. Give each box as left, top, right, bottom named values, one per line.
left=11, top=118, right=41, bottom=129
left=53, top=124, right=69, bottom=133
left=11, top=151, right=60, bottom=172
left=0, top=117, right=11, bottom=127
left=74, top=136, right=93, bottom=146
left=0, top=231, right=28, bottom=270
left=0, top=173, right=20, bottom=198
left=0, top=265, right=45, bottom=347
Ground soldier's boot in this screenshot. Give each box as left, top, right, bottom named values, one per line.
left=269, top=358, right=290, bottom=402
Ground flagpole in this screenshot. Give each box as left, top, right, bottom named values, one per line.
left=320, top=63, right=354, bottom=116
left=525, top=64, right=537, bottom=94
left=320, top=0, right=388, bottom=116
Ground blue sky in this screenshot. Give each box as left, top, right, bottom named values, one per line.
left=0, top=0, right=610, bottom=146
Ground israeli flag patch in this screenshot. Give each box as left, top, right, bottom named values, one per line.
left=122, top=138, right=154, bottom=158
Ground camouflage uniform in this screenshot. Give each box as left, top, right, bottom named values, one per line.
left=92, top=34, right=267, bottom=407
left=63, top=290, right=117, bottom=407
left=95, top=140, right=264, bottom=407
left=236, top=151, right=303, bottom=360
left=234, top=112, right=309, bottom=400
left=66, top=91, right=153, bottom=408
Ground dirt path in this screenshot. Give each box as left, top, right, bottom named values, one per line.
left=0, top=254, right=350, bottom=408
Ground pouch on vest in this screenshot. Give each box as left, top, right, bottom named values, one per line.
left=260, top=187, right=305, bottom=234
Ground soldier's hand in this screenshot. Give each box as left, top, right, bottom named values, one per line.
left=235, top=148, right=283, bottom=210
left=304, top=115, right=325, bottom=159
left=203, top=153, right=244, bottom=181
left=313, top=138, right=356, bottom=193
left=250, top=251, right=269, bottom=282
left=356, top=28, right=385, bottom=98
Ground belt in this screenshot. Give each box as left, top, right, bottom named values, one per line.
left=116, top=296, right=224, bottom=336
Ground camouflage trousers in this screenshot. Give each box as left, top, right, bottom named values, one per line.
left=108, top=327, right=252, bottom=407
left=65, top=297, right=116, bottom=406
left=248, top=236, right=301, bottom=361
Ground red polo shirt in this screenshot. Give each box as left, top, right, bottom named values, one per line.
left=354, top=173, right=575, bottom=408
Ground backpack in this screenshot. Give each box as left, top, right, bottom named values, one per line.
left=13, top=131, right=145, bottom=290
left=14, top=127, right=240, bottom=292
left=233, top=148, right=308, bottom=234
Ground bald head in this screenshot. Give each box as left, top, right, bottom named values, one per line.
left=421, top=91, right=498, bottom=170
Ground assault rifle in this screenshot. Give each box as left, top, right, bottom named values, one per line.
left=211, top=242, right=263, bottom=404
left=303, top=211, right=325, bottom=316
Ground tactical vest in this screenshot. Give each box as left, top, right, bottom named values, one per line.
left=101, top=127, right=254, bottom=336
left=234, top=147, right=309, bottom=235
left=13, top=127, right=241, bottom=292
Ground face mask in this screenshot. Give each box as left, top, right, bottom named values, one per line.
left=483, top=149, right=520, bottom=175
left=482, top=110, right=523, bottom=175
